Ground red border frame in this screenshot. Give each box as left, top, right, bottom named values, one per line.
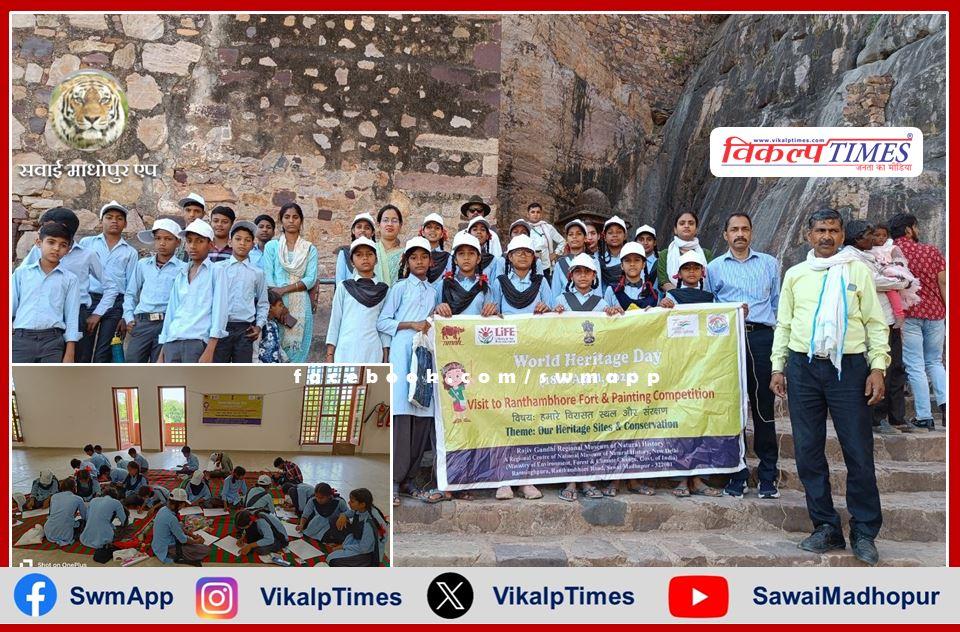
left=3, top=2, right=955, bottom=581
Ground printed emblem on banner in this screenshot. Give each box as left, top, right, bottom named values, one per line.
left=706, top=314, right=730, bottom=336
left=475, top=324, right=518, bottom=345
left=440, top=325, right=466, bottom=346
left=667, top=314, right=699, bottom=338
left=581, top=320, right=596, bottom=345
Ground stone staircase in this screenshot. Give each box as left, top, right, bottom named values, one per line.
left=394, top=420, right=946, bottom=567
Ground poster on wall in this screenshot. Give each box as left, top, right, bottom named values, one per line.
left=202, top=394, right=264, bottom=425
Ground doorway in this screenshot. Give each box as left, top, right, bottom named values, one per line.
left=158, top=386, right=187, bottom=450
left=111, top=387, right=141, bottom=450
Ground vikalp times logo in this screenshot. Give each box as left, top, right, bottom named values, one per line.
left=196, top=578, right=238, bottom=619
left=475, top=324, right=518, bottom=345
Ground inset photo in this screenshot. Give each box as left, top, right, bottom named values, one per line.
left=11, top=364, right=391, bottom=567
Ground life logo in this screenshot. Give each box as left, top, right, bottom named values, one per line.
left=196, top=578, right=238, bottom=619
left=14, top=573, right=57, bottom=617
left=475, top=324, right=517, bottom=345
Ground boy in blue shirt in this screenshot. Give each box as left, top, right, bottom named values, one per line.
left=124, top=218, right=185, bottom=362
left=174, top=193, right=206, bottom=262
left=127, top=447, right=149, bottom=472
left=12, top=223, right=81, bottom=362
left=84, top=444, right=110, bottom=472
left=151, top=487, right=210, bottom=565
left=250, top=214, right=276, bottom=268
left=157, top=219, right=228, bottom=363
left=213, top=221, right=268, bottom=362
left=79, top=201, right=139, bottom=362
left=176, top=445, right=200, bottom=475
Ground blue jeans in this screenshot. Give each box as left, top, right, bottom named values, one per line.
left=901, top=318, right=946, bottom=420
left=785, top=352, right=882, bottom=538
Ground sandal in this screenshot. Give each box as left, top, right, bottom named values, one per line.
left=454, top=491, right=473, bottom=501
left=398, top=483, right=422, bottom=499
left=421, top=489, right=448, bottom=504
left=628, top=483, right=656, bottom=496
left=672, top=484, right=691, bottom=497
left=690, top=484, right=723, bottom=497
left=581, top=485, right=603, bottom=499
left=558, top=488, right=578, bottom=502
left=392, top=493, right=401, bottom=507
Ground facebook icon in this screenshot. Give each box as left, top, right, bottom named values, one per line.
left=13, top=573, right=57, bottom=617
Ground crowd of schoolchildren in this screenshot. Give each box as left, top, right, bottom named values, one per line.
left=13, top=446, right=386, bottom=567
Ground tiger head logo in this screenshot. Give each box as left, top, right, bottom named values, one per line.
left=49, top=70, right=128, bottom=151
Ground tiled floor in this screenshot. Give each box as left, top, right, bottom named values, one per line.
left=12, top=447, right=390, bottom=568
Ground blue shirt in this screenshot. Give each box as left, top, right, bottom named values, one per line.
left=325, top=275, right=390, bottom=363
left=186, top=482, right=212, bottom=503
left=291, top=483, right=314, bottom=514
left=491, top=270, right=553, bottom=315
left=22, top=241, right=111, bottom=313
left=707, top=249, right=781, bottom=327
left=80, top=496, right=126, bottom=549
left=109, top=467, right=128, bottom=484
left=432, top=273, right=495, bottom=316
left=43, top=491, right=87, bottom=546
left=121, top=474, right=148, bottom=498
left=151, top=506, right=189, bottom=563
left=123, top=255, right=185, bottom=322
left=132, top=454, right=149, bottom=472
left=12, top=262, right=81, bottom=341
left=603, top=281, right=657, bottom=310
left=555, top=288, right=608, bottom=312
left=75, top=476, right=101, bottom=502
left=143, top=486, right=170, bottom=509
left=220, top=475, right=248, bottom=505
left=180, top=453, right=199, bottom=472
left=158, top=258, right=229, bottom=344
left=326, top=510, right=381, bottom=563
left=89, top=453, right=110, bottom=472
left=244, top=486, right=275, bottom=514
left=247, top=512, right=286, bottom=548
left=215, top=256, right=268, bottom=327
left=550, top=252, right=601, bottom=299
left=301, top=496, right=348, bottom=540
left=30, top=478, right=59, bottom=503
left=79, top=234, right=139, bottom=305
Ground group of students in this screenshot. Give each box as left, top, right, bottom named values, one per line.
left=15, top=449, right=386, bottom=567
left=11, top=194, right=316, bottom=364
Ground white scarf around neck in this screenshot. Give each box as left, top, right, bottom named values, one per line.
left=805, top=246, right=860, bottom=375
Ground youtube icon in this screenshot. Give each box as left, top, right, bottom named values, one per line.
left=668, top=576, right=729, bottom=618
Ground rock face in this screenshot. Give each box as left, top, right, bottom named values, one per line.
left=629, top=14, right=946, bottom=267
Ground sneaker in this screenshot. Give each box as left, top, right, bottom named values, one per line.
left=758, top=480, right=781, bottom=499
left=873, top=419, right=900, bottom=435
left=798, top=524, right=846, bottom=553
left=910, top=417, right=936, bottom=431
left=850, top=532, right=879, bottom=566
left=723, top=479, right=746, bottom=498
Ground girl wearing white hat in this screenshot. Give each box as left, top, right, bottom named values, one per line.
left=325, top=237, right=390, bottom=363
left=418, top=213, right=451, bottom=283
left=602, top=242, right=659, bottom=312
left=24, top=471, right=59, bottom=510
left=596, top=216, right=629, bottom=293
left=634, top=224, right=659, bottom=278
left=492, top=235, right=554, bottom=317
left=334, top=212, right=377, bottom=284
left=551, top=219, right=596, bottom=300
left=434, top=232, right=498, bottom=319
left=463, top=216, right=504, bottom=279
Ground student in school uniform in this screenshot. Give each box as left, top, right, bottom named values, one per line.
left=434, top=232, right=498, bottom=319
left=113, top=455, right=129, bottom=469
left=124, top=218, right=185, bottom=363
left=551, top=220, right=592, bottom=300
left=553, top=253, right=623, bottom=501
left=327, top=488, right=387, bottom=567
left=120, top=462, right=149, bottom=506
left=660, top=250, right=725, bottom=498
left=207, top=206, right=236, bottom=263
left=595, top=215, right=629, bottom=293
left=176, top=446, right=200, bottom=475
left=173, top=193, right=206, bottom=261
left=419, top=213, right=450, bottom=283
left=128, top=447, right=149, bottom=472
left=70, top=458, right=96, bottom=477
left=335, top=212, right=378, bottom=284
left=377, top=237, right=438, bottom=506
left=79, top=201, right=139, bottom=363
left=44, top=478, right=87, bottom=546
left=185, top=471, right=213, bottom=507
left=213, top=221, right=268, bottom=363
left=464, top=216, right=504, bottom=279
left=298, top=483, right=349, bottom=543
left=249, top=214, right=276, bottom=269
left=25, top=471, right=59, bottom=510
left=137, top=484, right=172, bottom=513
left=211, top=466, right=247, bottom=510
left=634, top=224, right=659, bottom=279
left=459, top=195, right=502, bottom=256
left=504, top=220, right=546, bottom=275
left=100, top=464, right=128, bottom=486
left=283, top=482, right=316, bottom=516
left=156, top=219, right=228, bottom=363
left=244, top=475, right=277, bottom=514
left=80, top=488, right=128, bottom=550
left=235, top=510, right=288, bottom=557
left=151, top=487, right=210, bottom=566
left=12, top=222, right=81, bottom=363
left=84, top=444, right=110, bottom=473
left=74, top=468, right=101, bottom=502
left=325, top=236, right=390, bottom=364
left=602, top=242, right=659, bottom=312
left=272, top=457, right=303, bottom=487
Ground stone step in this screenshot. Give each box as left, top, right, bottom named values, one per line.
left=745, top=421, right=945, bottom=462
left=395, top=488, right=945, bottom=542
left=747, top=458, right=945, bottom=495
left=393, top=531, right=945, bottom=567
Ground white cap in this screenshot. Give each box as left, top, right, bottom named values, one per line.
left=421, top=213, right=444, bottom=228
left=569, top=252, right=598, bottom=274
left=619, top=241, right=647, bottom=260
left=180, top=218, right=215, bottom=241
left=230, top=220, right=258, bottom=239
left=137, top=218, right=182, bottom=244
left=170, top=488, right=188, bottom=502
left=678, top=249, right=708, bottom=269
left=351, top=212, right=376, bottom=230
left=403, top=236, right=432, bottom=256
left=451, top=232, right=482, bottom=255
left=565, top=219, right=588, bottom=234
left=190, top=471, right=205, bottom=485
left=506, top=234, right=535, bottom=254
left=257, top=474, right=272, bottom=486
left=99, top=200, right=128, bottom=219
left=39, top=470, right=54, bottom=486
left=466, top=215, right=491, bottom=232
left=603, top=215, right=627, bottom=232
left=349, top=236, right=377, bottom=255
left=509, top=219, right=531, bottom=234
left=178, top=192, right=206, bottom=210
left=635, top=224, right=656, bottom=238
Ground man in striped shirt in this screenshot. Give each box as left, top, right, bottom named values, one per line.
left=272, top=457, right=303, bottom=487
left=707, top=212, right=782, bottom=500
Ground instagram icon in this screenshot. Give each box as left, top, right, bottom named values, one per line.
left=196, top=578, right=238, bottom=619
